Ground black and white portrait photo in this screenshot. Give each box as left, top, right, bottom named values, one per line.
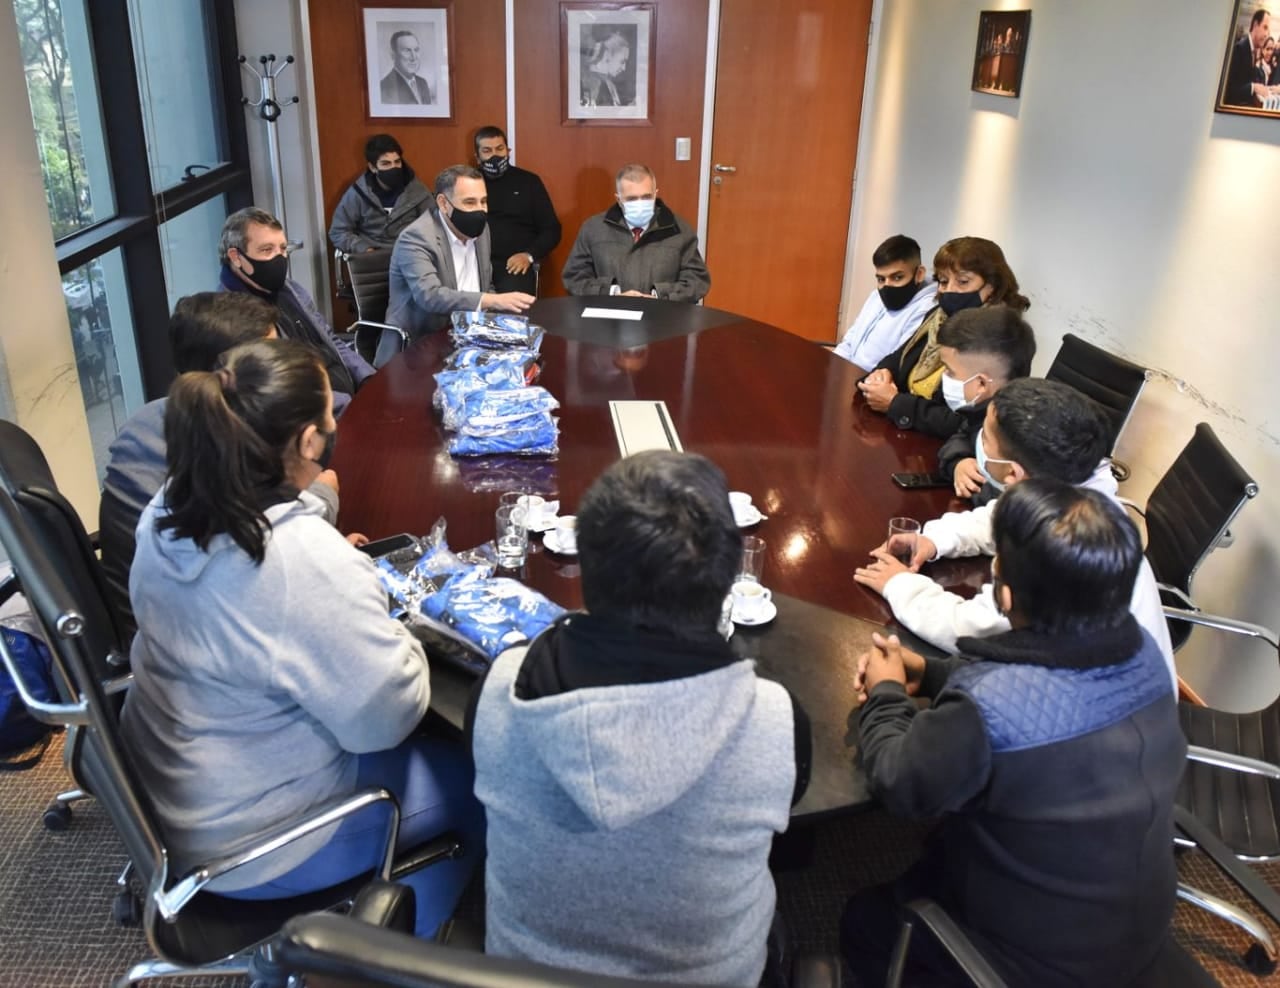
left=363, top=7, right=452, bottom=120
left=563, top=5, right=653, bottom=123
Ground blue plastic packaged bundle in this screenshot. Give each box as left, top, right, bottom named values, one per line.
left=434, top=363, right=528, bottom=431
left=455, top=455, right=560, bottom=494
left=444, top=346, right=542, bottom=384
left=459, top=387, right=559, bottom=433
left=447, top=413, right=559, bottom=457
left=420, top=568, right=565, bottom=660
left=449, top=311, right=545, bottom=352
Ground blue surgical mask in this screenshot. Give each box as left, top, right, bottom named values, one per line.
left=975, top=429, right=1014, bottom=491
left=621, top=199, right=656, bottom=229
left=940, top=371, right=979, bottom=412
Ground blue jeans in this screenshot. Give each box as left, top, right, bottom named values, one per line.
left=223, top=736, right=484, bottom=938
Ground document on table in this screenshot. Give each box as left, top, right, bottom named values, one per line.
left=610, top=401, right=683, bottom=456
left=582, top=307, right=644, bottom=321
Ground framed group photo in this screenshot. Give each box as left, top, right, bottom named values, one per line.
left=1216, top=0, right=1280, bottom=118
left=970, top=9, right=1031, bottom=98
left=362, top=4, right=453, bottom=121
left=561, top=3, right=654, bottom=124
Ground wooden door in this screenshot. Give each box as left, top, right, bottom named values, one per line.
left=705, top=1, right=872, bottom=341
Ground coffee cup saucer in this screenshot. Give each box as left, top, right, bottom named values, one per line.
left=732, top=599, right=777, bottom=626
left=734, top=505, right=765, bottom=528
left=522, top=503, right=560, bottom=533
left=543, top=529, right=578, bottom=556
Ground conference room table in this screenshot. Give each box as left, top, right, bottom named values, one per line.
left=334, top=296, right=987, bottom=818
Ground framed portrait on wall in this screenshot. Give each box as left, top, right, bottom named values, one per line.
left=1215, top=0, right=1280, bottom=118
left=362, top=4, right=453, bottom=120
left=561, top=3, right=654, bottom=124
left=970, top=10, right=1031, bottom=98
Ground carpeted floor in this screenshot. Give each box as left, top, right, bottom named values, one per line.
left=1, top=731, right=1278, bottom=987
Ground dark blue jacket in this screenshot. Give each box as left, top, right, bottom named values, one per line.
left=859, top=619, right=1185, bottom=986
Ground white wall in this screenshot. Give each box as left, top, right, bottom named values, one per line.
left=848, top=0, right=1280, bottom=710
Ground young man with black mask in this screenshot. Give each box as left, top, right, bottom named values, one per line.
left=473, top=125, right=561, bottom=295
left=845, top=478, right=1185, bottom=987
left=328, top=133, right=432, bottom=255
left=219, top=207, right=375, bottom=417
left=833, top=234, right=937, bottom=372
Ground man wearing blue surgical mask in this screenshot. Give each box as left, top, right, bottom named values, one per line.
left=853, top=378, right=1178, bottom=694
left=562, top=162, right=710, bottom=302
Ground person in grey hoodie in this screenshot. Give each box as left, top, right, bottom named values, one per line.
left=328, top=133, right=432, bottom=255
left=119, top=339, right=482, bottom=937
left=469, top=451, right=809, bottom=987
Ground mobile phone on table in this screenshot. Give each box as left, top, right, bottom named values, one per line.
left=891, top=471, right=952, bottom=490
left=357, top=533, right=418, bottom=557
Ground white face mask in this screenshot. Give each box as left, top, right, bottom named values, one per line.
left=620, top=198, right=656, bottom=229
left=975, top=429, right=1015, bottom=491
left=940, top=371, right=979, bottom=412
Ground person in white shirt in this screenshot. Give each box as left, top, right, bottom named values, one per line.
left=854, top=377, right=1178, bottom=692
left=833, top=235, right=937, bottom=372
left=386, top=165, right=535, bottom=338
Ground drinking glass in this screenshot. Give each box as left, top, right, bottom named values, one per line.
left=887, top=517, right=921, bottom=567
left=740, top=536, right=766, bottom=583
left=495, top=504, right=528, bottom=569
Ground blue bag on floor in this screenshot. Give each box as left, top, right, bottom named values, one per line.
left=0, top=625, right=57, bottom=759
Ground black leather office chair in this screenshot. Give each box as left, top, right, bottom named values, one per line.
left=888, top=898, right=1220, bottom=987
left=0, top=419, right=131, bottom=830
left=277, top=910, right=839, bottom=988
left=0, top=483, right=463, bottom=987
left=1044, top=333, right=1148, bottom=480
left=342, top=249, right=409, bottom=369
left=1125, top=423, right=1259, bottom=653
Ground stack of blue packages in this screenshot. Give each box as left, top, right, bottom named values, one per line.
left=420, top=567, right=566, bottom=660
left=436, top=313, right=560, bottom=457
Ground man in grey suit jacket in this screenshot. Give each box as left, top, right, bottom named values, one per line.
left=387, top=165, right=535, bottom=338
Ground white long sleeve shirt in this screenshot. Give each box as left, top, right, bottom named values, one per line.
left=832, top=282, right=937, bottom=370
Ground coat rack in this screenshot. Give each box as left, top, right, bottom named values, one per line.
left=239, top=54, right=300, bottom=234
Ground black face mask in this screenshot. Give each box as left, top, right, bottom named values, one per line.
left=480, top=156, right=509, bottom=179
left=878, top=278, right=921, bottom=312
left=446, top=202, right=488, bottom=239
left=938, top=289, right=985, bottom=316
left=315, top=429, right=337, bottom=471
left=244, top=254, right=288, bottom=295
left=376, top=166, right=406, bottom=192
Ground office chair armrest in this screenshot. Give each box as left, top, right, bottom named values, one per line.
left=104, top=672, right=133, bottom=695
left=352, top=320, right=408, bottom=341
left=887, top=899, right=1009, bottom=988
left=156, top=786, right=401, bottom=921
left=348, top=879, right=417, bottom=934
left=0, top=570, right=20, bottom=606
left=334, top=249, right=350, bottom=293
left=1159, top=585, right=1196, bottom=609
left=1163, top=606, right=1279, bottom=650
left=1186, top=745, right=1280, bottom=780
left=277, top=912, right=727, bottom=987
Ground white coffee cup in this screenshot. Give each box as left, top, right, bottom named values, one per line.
left=731, top=579, right=772, bottom=621
left=728, top=491, right=752, bottom=513
left=555, top=515, right=578, bottom=553
left=517, top=494, right=547, bottom=526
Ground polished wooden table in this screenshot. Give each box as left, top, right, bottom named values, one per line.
left=335, top=297, right=983, bottom=817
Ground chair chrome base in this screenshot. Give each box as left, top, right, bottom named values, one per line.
left=1177, top=882, right=1278, bottom=964
left=114, top=953, right=252, bottom=987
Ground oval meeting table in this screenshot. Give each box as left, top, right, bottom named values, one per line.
left=333, top=296, right=983, bottom=819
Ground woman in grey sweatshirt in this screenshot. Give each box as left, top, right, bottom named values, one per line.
left=119, top=338, right=481, bottom=936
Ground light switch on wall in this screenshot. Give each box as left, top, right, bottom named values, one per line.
left=675, top=137, right=691, bottom=161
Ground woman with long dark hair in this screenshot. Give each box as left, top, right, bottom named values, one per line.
left=120, top=339, right=480, bottom=936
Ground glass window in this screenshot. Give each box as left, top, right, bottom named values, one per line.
left=127, top=0, right=228, bottom=193
left=13, top=0, right=115, bottom=239
left=61, top=250, right=145, bottom=477
left=157, top=194, right=228, bottom=311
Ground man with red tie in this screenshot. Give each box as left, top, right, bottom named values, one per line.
left=561, top=162, right=710, bottom=301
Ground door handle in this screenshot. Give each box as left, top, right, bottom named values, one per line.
left=713, top=164, right=737, bottom=174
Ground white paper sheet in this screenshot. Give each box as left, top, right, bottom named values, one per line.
left=609, top=401, right=683, bottom=456
left=582, top=307, right=644, bottom=321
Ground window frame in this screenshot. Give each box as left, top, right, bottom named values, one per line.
left=47, top=0, right=252, bottom=401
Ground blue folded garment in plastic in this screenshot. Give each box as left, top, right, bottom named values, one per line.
left=435, top=364, right=528, bottom=431
left=448, top=413, right=559, bottom=456
left=449, top=311, right=545, bottom=351
left=420, top=570, right=565, bottom=659
left=460, top=387, right=559, bottom=430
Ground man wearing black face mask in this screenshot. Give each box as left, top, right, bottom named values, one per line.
left=328, top=134, right=432, bottom=255
left=387, top=165, right=536, bottom=338
left=474, top=125, right=561, bottom=295
left=219, top=207, right=375, bottom=418
left=833, top=235, right=936, bottom=372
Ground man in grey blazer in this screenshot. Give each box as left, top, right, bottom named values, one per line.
left=387, top=165, right=535, bottom=338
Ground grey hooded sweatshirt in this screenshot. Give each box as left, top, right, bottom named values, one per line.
left=120, top=488, right=431, bottom=888
left=473, top=647, right=795, bottom=986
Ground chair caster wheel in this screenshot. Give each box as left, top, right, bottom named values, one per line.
left=42, top=800, right=72, bottom=831
left=112, top=890, right=141, bottom=926
left=1243, top=942, right=1277, bottom=975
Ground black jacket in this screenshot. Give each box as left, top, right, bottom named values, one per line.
left=484, top=164, right=561, bottom=265
left=859, top=620, right=1184, bottom=987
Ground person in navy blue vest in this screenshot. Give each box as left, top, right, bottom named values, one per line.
left=843, top=477, right=1185, bottom=987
